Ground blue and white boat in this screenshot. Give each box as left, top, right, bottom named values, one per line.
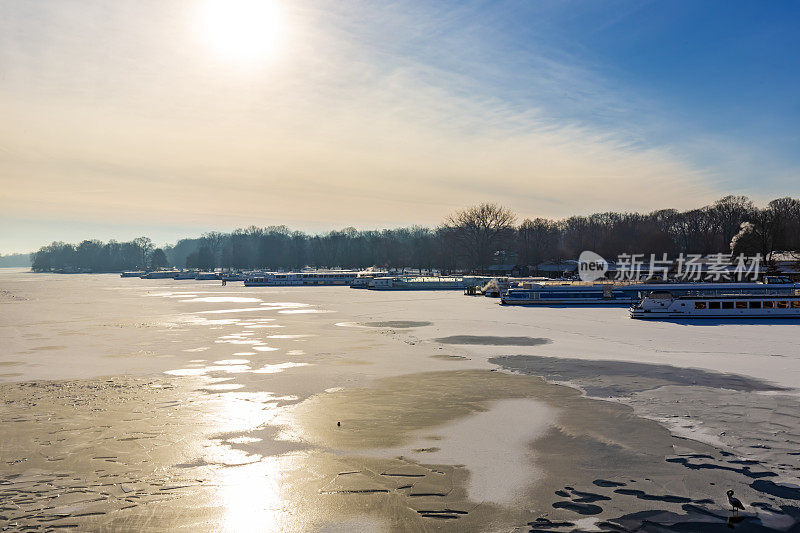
left=501, top=277, right=799, bottom=306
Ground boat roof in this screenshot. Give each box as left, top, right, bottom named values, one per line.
left=509, top=281, right=799, bottom=291
left=648, top=293, right=800, bottom=300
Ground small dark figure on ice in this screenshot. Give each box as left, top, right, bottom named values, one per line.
left=727, top=489, right=745, bottom=513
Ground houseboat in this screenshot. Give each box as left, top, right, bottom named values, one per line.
left=368, top=276, right=491, bottom=291
left=219, top=272, right=247, bottom=282
left=350, top=271, right=390, bottom=289
left=141, top=270, right=181, bottom=279
left=478, top=277, right=552, bottom=297
left=244, top=271, right=359, bottom=286
left=631, top=292, right=800, bottom=319
left=501, top=277, right=799, bottom=306
left=479, top=278, right=509, bottom=297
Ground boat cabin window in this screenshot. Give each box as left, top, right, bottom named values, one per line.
left=777, top=301, right=790, bottom=309
left=735, top=301, right=747, bottom=309
left=763, top=301, right=775, bottom=309
left=793, top=301, right=800, bottom=308
left=764, top=276, right=791, bottom=284
left=695, top=302, right=707, bottom=309
left=749, top=301, right=762, bottom=309
left=722, top=301, right=734, bottom=309
left=708, top=301, right=721, bottom=309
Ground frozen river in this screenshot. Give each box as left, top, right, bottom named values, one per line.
left=1, top=269, right=799, bottom=531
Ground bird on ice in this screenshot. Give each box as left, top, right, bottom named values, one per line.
left=727, top=490, right=745, bottom=513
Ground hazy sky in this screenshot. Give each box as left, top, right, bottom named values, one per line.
left=1, top=0, right=799, bottom=253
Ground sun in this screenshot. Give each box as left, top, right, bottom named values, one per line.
left=200, top=0, right=285, bottom=63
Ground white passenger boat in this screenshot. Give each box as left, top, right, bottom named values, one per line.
left=195, top=272, right=219, bottom=280
left=368, top=276, right=491, bottom=290
left=631, top=292, right=800, bottom=319
left=479, top=277, right=552, bottom=297
left=141, top=270, right=182, bottom=279
left=219, top=272, right=246, bottom=282
left=120, top=271, right=145, bottom=278
left=350, top=271, right=390, bottom=288
left=501, top=277, right=799, bottom=306
left=502, top=281, right=638, bottom=304
left=479, top=278, right=508, bottom=297
left=173, top=270, right=199, bottom=280
left=244, top=271, right=359, bottom=286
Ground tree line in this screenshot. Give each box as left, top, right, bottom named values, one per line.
left=0, top=253, right=31, bottom=268
left=30, top=237, right=167, bottom=273
left=30, top=195, right=800, bottom=273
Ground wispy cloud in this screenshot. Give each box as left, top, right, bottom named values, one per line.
left=0, top=0, right=789, bottom=252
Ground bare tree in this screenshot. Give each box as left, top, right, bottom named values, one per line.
left=708, top=195, right=754, bottom=249
left=732, top=204, right=784, bottom=259
left=201, top=231, right=226, bottom=269
left=442, top=203, right=516, bottom=270
left=516, top=218, right=560, bottom=265
left=767, top=197, right=800, bottom=252
left=132, top=236, right=153, bottom=269
left=149, top=248, right=169, bottom=269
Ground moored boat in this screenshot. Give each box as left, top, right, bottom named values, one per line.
left=368, top=275, right=491, bottom=290
left=244, top=271, right=359, bottom=286
left=631, top=292, right=800, bottom=319
left=350, top=270, right=390, bottom=288
left=219, top=272, right=246, bottom=282
left=478, top=277, right=552, bottom=297
left=141, top=270, right=182, bottom=279
left=502, top=281, right=643, bottom=305
left=502, top=277, right=799, bottom=306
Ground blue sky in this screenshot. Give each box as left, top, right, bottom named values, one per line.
left=1, top=0, right=799, bottom=253
left=354, top=0, right=800, bottom=179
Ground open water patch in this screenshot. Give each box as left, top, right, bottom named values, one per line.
left=362, top=321, right=432, bottom=328
left=435, top=336, right=551, bottom=346
left=489, top=355, right=786, bottom=396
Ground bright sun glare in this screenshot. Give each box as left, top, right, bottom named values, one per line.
left=201, top=0, right=285, bottom=63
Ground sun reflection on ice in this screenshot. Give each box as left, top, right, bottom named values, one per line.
left=202, top=390, right=295, bottom=532
left=218, top=457, right=285, bottom=532
left=252, top=362, right=309, bottom=373
left=182, top=296, right=262, bottom=303
left=164, top=360, right=309, bottom=376
left=205, top=390, right=297, bottom=437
